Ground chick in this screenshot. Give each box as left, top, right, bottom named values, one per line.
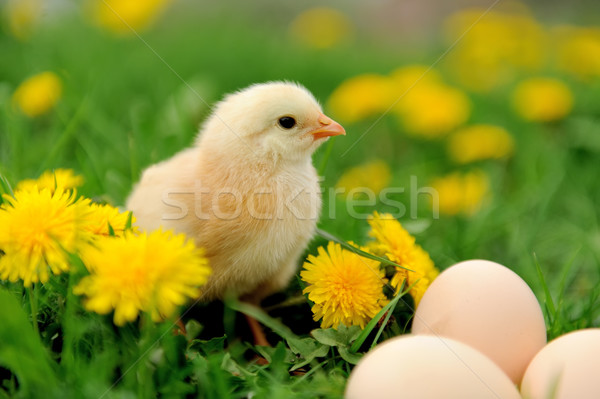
left=126, top=82, right=345, bottom=307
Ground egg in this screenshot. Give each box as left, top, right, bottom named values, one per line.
left=411, top=259, right=546, bottom=385
left=345, top=335, right=520, bottom=399
left=520, top=328, right=600, bottom=398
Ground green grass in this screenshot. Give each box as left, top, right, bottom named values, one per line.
left=1, top=3, right=600, bottom=398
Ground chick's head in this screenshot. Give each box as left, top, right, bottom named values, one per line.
left=197, top=81, right=345, bottom=162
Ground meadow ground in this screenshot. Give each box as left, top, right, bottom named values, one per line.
left=1, top=1, right=599, bottom=398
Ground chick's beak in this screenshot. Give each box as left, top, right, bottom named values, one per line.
left=310, top=114, right=346, bottom=140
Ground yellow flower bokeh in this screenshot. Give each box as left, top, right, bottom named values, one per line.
left=0, top=188, right=91, bottom=287
left=367, top=212, right=438, bottom=306
left=91, top=0, right=173, bottom=35
left=336, top=160, right=392, bottom=198
left=290, top=7, right=352, bottom=49
left=429, top=170, right=490, bottom=216
left=16, top=169, right=84, bottom=195
left=4, top=0, right=41, bottom=40
left=12, top=72, right=62, bottom=117
left=301, top=241, right=387, bottom=329
left=74, top=229, right=211, bottom=326
left=327, top=74, right=393, bottom=124
left=447, top=124, right=515, bottom=164
left=326, top=65, right=470, bottom=136
left=443, top=6, right=546, bottom=92
left=555, top=25, right=600, bottom=80
left=394, top=81, right=471, bottom=138
left=512, top=77, right=573, bottom=122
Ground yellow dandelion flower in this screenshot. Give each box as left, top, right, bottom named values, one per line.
left=443, top=7, right=546, bottom=92
left=367, top=212, right=438, bottom=306
left=555, top=25, right=600, bottom=80
left=512, top=78, right=574, bottom=122
left=4, top=0, right=41, bottom=40
left=84, top=203, right=135, bottom=237
left=447, top=124, right=515, bottom=164
left=290, top=7, right=352, bottom=49
left=327, top=74, right=394, bottom=124
left=300, top=241, right=387, bottom=329
left=335, top=160, right=392, bottom=198
left=395, top=82, right=471, bottom=138
left=12, top=72, right=62, bottom=117
left=0, top=188, right=91, bottom=287
left=74, top=230, right=211, bottom=326
left=91, top=0, right=173, bottom=35
left=16, top=169, right=84, bottom=194
left=429, top=170, right=490, bottom=216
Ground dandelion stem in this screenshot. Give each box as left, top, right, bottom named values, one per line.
left=28, top=284, right=39, bottom=335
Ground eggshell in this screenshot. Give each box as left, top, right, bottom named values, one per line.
left=411, top=259, right=546, bottom=385
left=345, top=335, right=520, bottom=399
left=520, top=329, right=600, bottom=398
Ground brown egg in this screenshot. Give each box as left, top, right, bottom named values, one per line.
left=411, top=259, right=547, bottom=385
left=345, top=335, right=520, bottom=399
left=521, top=329, right=600, bottom=398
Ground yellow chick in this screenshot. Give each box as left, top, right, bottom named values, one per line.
left=126, top=82, right=345, bottom=306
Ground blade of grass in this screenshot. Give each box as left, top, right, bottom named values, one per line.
left=533, top=253, right=556, bottom=321
left=370, top=281, right=410, bottom=350
left=317, top=228, right=413, bottom=272
left=290, top=358, right=327, bottom=387
left=0, top=172, right=14, bottom=198
left=556, top=247, right=581, bottom=308
left=350, top=286, right=408, bottom=353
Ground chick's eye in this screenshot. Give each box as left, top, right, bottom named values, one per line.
left=278, top=116, right=296, bottom=129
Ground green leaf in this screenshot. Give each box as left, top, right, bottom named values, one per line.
left=125, top=211, right=134, bottom=230
left=0, top=288, right=60, bottom=396
left=221, top=352, right=256, bottom=379
left=271, top=341, right=291, bottom=369
left=316, top=228, right=414, bottom=272
left=289, top=341, right=329, bottom=372
left=185, top=319, right=204, bottom=341
left=188, top=335, right=227, bottom=356
left=338, top=347, right=363, bottom=365
left=311, top=325, right=362, bottom=347
left=254, top=344, right=296, bottom=365
left=107, top=222, right=116, bottom=237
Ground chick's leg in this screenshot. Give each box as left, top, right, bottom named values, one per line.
left=244, top=313, right=270, bottom=347
left=240, top=259, right=299, bottom=347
